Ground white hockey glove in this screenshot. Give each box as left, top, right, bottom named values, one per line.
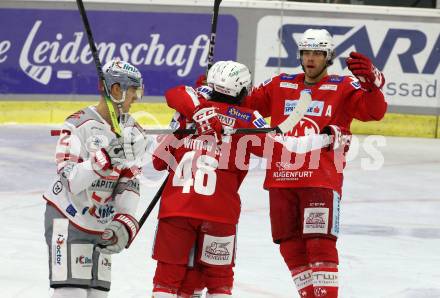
left=120, top=118, right=153, bottom=172
left=321, top=125, right=352, bottom=151
left=97, top=214, right=139, bottom=254
left=91, top=148, right=121, bottom=180
left=106, top=138, right=125, bottom=158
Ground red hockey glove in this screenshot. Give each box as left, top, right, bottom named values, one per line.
left=346, top=52, right=385, bottom=90
left=195, top=74, right=207, bottom=88
left=321, top=125, right=352, bottom=152
left=192, top=102, right=222, bottom=144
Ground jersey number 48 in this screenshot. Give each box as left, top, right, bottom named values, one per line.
left=172, top=151, right=218, bottom=196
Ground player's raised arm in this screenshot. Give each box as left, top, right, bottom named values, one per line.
left=345, top=51, right=388, bottom=121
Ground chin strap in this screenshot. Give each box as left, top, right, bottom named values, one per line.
left=109, top=90, right=127, bottom=128
left=104, top=95, right=122, bottom=136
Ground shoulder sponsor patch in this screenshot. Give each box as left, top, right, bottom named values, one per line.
left=349, top=77, right=361, bottom=90
left=67, top=107, right=103, bottom=128
left=280, top=74, right=297, bottom=80
left=280, top=82, right=298, bottom=89
left=252, top=111, right=269, bottom=128
left=263, top=78, right=272, bottom=86
left=319, top=84, right=338, bottom=91
left=195, top=86, right=213, bottom=99
left=328, top=75, right=344, bottom=83
left=227, top=106, right=252, bottom=122
left=351, top=81, right=361, bottom=90
left=66, top=110, right=85, bottom=120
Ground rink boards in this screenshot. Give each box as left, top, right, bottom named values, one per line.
left=0, top=0, right=439, bottom=137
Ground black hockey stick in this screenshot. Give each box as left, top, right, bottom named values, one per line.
left=76, top=0, right=121, bottom=136
left=207, top=0, right=222, bottom=70
left=137, top=174, right=169, bottom=229
left=137, top=0, right=223, bottom=231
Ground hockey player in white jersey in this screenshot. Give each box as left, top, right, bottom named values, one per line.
left=43, top=59, right=150, bottom=298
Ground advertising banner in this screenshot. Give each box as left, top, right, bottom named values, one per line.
left=255, top=16, right=440, bottom=108
left=0, top=8, right=238, bottom=96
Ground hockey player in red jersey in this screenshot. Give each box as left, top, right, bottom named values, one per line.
left=163, top=29, right=387, bottom=298
left=151, top=60, right=349, bottom=298
left=241, top=29, right=387, bottom=298
left=150, top=61, right=262, bottom=298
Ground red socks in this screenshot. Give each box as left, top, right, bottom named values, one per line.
left=291, top=267, right=314, bottom=297
left=311, top=267, right=338, bottom=297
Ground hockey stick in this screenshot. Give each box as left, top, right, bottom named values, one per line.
left=137, top=0, right=223, bottom=231
left=207, top=0, right=222, bottom=70
left=76, top=0, right=122, bottom=136
left=141, top=91, right=312, bottom=136
left=137, top=175, right=168, bottom=229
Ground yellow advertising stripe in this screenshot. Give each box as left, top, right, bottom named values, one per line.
left=351, top=113, right=440, bottom=139
left=0, top=101, right=439, bottom=138
left=0, top=101, right=175, bottom=127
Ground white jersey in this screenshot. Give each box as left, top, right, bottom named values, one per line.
left=43, top=106, right=142, bottom=233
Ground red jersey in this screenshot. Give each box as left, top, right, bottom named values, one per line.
left=242, top=73, right=387, bottom=193
left=153, top=85, right=268, bottom=225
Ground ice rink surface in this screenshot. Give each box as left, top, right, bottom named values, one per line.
left=1, top=125, right=440, bottom=298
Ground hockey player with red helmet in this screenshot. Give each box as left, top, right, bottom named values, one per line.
left=164, top=29, right=387, bottom=298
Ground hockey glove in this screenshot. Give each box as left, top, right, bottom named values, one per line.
left=97, top=214, right=139, bottom=254
left=192, top=102, right=223, bottom=144
left=91, top=148, right=121, bottom=180
left=321, top=125, right=352, bottom=151
left=122, top=124, right=153, bottom=172
left=346, top=52, right=385, bottom=90
left=107, top=138, right=126, bottom=160
left=195, top=74, right=207, bottom=87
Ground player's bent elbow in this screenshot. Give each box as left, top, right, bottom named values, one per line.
left=370, top=102, right=387, bottom=121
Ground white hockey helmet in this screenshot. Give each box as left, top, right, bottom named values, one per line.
left=102, top=59, right=144, bottom=103
left=297, top=29, right=335, bottom=65
left=207, top=60, right=252, bottom=98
